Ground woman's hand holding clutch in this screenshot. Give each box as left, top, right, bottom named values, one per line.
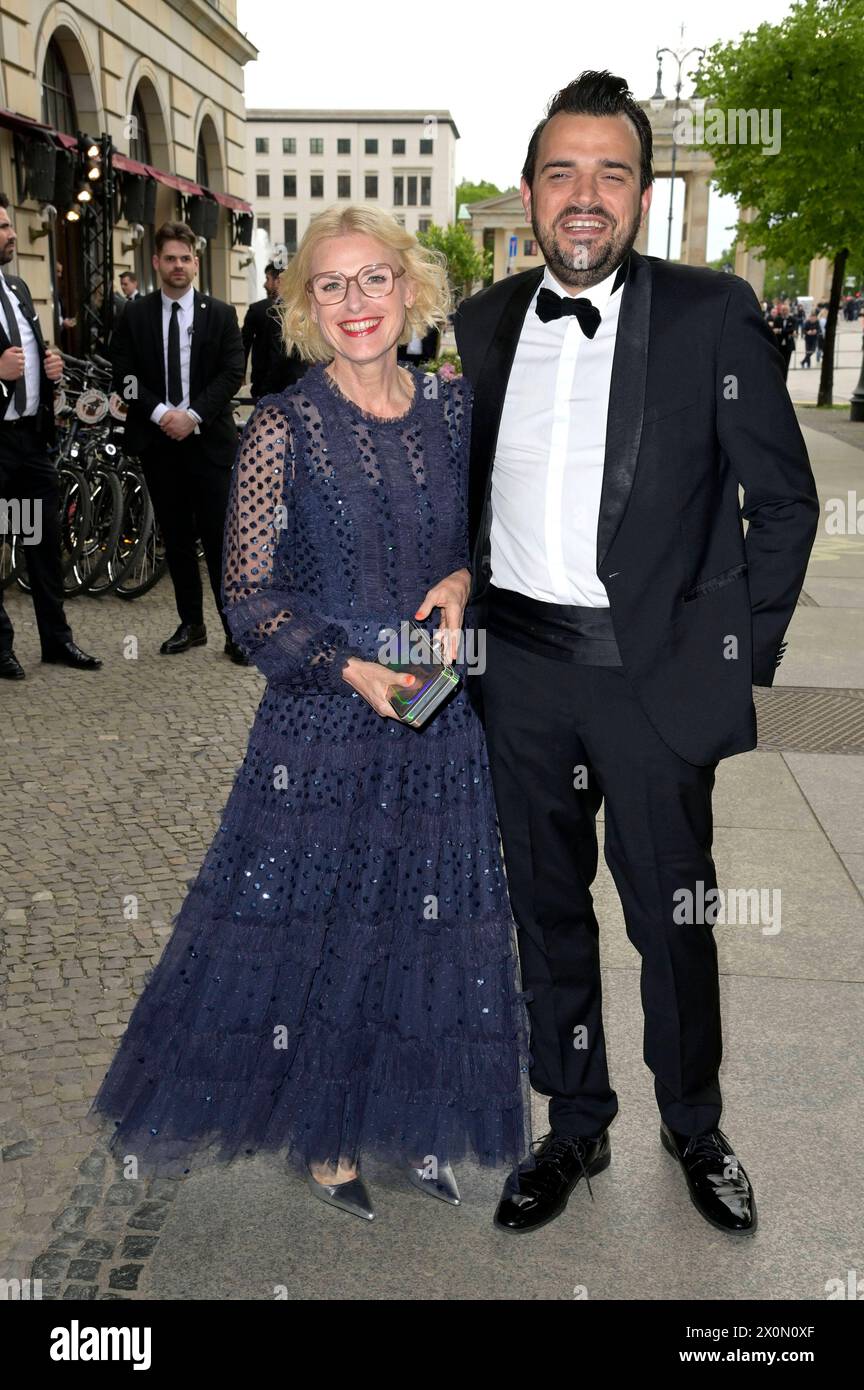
left=414, top=567, right=471, bottom=665
left=341, top=658, right=416, bottom=719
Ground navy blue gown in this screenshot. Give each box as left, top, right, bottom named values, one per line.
left=91, top=362, right=533, bottom=1178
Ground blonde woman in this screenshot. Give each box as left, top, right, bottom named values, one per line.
left=91, top=206, right=531, bottom=1221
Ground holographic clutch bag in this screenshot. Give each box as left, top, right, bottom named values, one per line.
left=386, top=619, right=460, bottom=727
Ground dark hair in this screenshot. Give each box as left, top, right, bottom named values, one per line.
left=522, top=70, right=654, bottom=193
left=0, top=191, right=9, bottom=210
left=264, top=261, right=280, bottom=277
left=154, top=221, right=196, bottom=253
left=119, top=270, right=138, bottom=282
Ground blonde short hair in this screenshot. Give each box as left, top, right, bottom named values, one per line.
left=278, top=205, right=451, bottom=364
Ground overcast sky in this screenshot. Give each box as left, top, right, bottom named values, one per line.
left=237, top=0, right=794, bottom=260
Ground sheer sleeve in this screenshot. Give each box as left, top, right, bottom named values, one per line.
left=221, top=399, right=359, bottom=693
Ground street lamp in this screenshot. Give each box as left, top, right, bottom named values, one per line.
left=652, top=28, right=706, bottom=260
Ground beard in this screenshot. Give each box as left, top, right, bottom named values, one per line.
left=532, top=201, right=642, bottom=290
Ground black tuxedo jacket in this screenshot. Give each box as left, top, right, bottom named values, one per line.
left=111, top=288, right=244, bottom=466
left=0, top=274, right=56, bottom=443
left=454, top=251, right=819, bottom=765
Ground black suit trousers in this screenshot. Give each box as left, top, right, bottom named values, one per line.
left=139, top=439, right=232, bottom=635
left=481, top=631, right=723, bottom=1138
left=0, top=423, right=73, bottom=654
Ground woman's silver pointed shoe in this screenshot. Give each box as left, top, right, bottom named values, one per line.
left=306, top=1166, right=375, bottom=1220
left=406, top=1160, right=461, bottom=1205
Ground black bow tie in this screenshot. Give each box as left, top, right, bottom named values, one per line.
left=535, top=287, right=602, bottom=335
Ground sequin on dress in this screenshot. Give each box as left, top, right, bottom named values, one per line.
left=90, top=363, right=533, bottom=1178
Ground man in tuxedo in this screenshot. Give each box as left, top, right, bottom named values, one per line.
left=0, top=194, right=101, bottom=679
left=454, top=71, right=818, bottom=1237
left=241, top=263, right=306, bottom=400
left=111, top=221, right=246, bottom=660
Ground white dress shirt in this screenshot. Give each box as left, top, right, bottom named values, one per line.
left=0, top=275, right=41, bottom=419
left=490, top=260, right=624, bottom=607
left=150, top=285, right=201, bottom=427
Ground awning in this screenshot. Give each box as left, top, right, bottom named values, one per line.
left=112, top=151, right=152, bottom=178
left=0, top=107, right=253, bottom=215
left=0, top=106, right=54, bottom=139
left=211, top=189, right=253, bottom=213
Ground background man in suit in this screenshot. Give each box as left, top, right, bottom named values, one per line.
left=241, top=262, right=306, bottom=400
left=0, top=193, right=101, bottom=679
left=118, top=271, right=142, bottom=302
left=454, top=72, right=818, bottom=1238
left=111, top=221, right=245, bottom=661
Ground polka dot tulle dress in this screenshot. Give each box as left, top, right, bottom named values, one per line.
left=90, top=363, right=533, bottom=1178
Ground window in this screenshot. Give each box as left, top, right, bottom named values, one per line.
left=420, top=175, right=431, bottom=206
left=310, top=173, right=324, bottom=197
left=282, top=137, right=296, bottom=154
left=129, top=89, right=151, bottom=166
left=283, top=218, right=297, bottom=253
left=365, top=173, right=378, bottom=198
left=257, top=217, right=270, bottom=239
left=256, top=173, right=270, bottom=197
left=283, top=174, right=296, bottom=198
left=337, top=174, right=351, bottom=198
left=419, top=138, right=434, bottom=155
left=310, top=137, right=323, bottom=155
left=524, top=239, right=538, bottom=256
left=365, top=138, right=378, bottom=154
left=393, top=175, right=403, bottom=206
left=418, top=218, right=432, bottom=233
left=255, top=137, right=269, bottom=154
left=337, top=138, right=351, bottom=155
left=392, top=138, right=406, bottom=155
left=41, top=38, right=76, bottom=134
left=407, top=175, right=417, bottom=206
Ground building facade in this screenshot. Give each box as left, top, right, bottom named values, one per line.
left=0, top=0, right=256, bottom=351
left=245, top=109, right=458, bottom=259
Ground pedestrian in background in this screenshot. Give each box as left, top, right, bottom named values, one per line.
left=0, top=194, right=101, bottom=679
left=111, top=221, right=246, bottom=661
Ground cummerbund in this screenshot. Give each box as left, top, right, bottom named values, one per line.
left=486, top=583, right=623, bottom=667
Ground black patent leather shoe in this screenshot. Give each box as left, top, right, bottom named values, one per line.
left=494, top=1129, right=611, bottom=1234
left=160, top=623, right=206, bottom=654
left=224, top=638, right=249, bottom=665
left=0, top=650, right=25, bottom=679
left=661, top=1123, right=757, bottom=1235
left=41, top=640, right=102, bottom=670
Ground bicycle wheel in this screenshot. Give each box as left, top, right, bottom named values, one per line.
left=115, top=519, right=167, bottom=599
left=90, top=461, right=153, bottom=595
left=13, top=463, right=91, bottom=595
left=75, top=465, right=124, bottom=592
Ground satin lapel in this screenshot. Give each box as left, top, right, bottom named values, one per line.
left=468, top=268, right=543, bottom=543
left=596, top=250, right=652, bottom=572
left=190, top=294, right=207, bottom=397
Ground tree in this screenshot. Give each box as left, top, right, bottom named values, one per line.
left=695, top=0, right=864, bottom=405
left=454, top=179, right=515, bottom=221
left=762, top=258, right=809, bottom=300
left=417, top=222, right=492, bottom=304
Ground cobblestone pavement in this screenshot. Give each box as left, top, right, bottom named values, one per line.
left=0, top=575, right=262, bottom=1295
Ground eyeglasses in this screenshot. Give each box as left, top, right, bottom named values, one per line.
left=305, top=263, right=405, bottom=306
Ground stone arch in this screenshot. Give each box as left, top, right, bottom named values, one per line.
left=124, top=63, right=172, bottom=171
left=35, top=7, right=104, bottom=136
left=194, top=104, right=225, bottom=193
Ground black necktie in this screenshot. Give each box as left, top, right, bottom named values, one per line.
left=0, top=275, right=27, bottom=413
left=167, top=301, right=183, bottom=405
left=535, top=287, right=601, bottom=336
